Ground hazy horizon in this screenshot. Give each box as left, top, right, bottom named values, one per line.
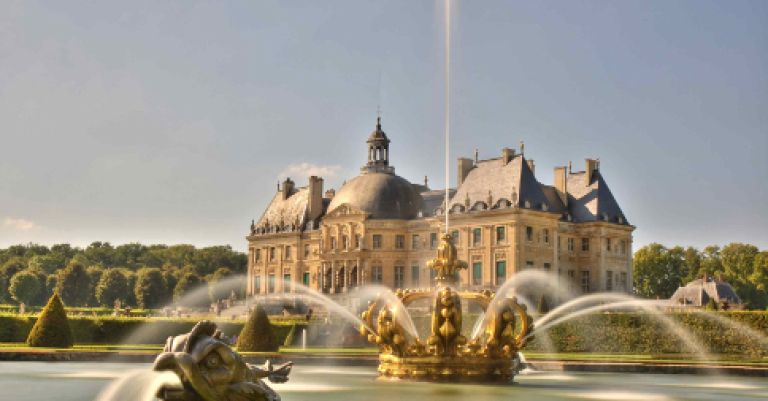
left=1, top=1, right=766, bottom=252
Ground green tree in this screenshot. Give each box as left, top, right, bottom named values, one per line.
left=632, top=243, right=684, bottom=298
left=86, top=265, right=105, bottom=305
left=720, top=243, right=763, bottom=308
left=26, top=293, right=73, bottom=348
left=0, top=257, right=27, bottom=303
left=237, top=304, right=278, bottom=352
left=55, top=262, right=91, bottom=306
left=174, top=272, right=204, bottom=306
left=95, top=268, right=130, bottom=307
left=9, top=270, right=41, bottom=305
left=700, top=245, right=723, bottom=277
left=751, top=251, right=768, bottom=293
left=134, top=268, right=167, bottom=309
left=83, top=241, right=114, bottom=267
left=681, top=246, right=702, bottom=283
left=27, top=254, right=65, bottom=275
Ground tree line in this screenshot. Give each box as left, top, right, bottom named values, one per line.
left=0, top=242, right=247, bottom=309
left=633, top=242, right=768, bottom=309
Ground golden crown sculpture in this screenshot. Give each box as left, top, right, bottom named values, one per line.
left=360, top=234, right=534, bottom=382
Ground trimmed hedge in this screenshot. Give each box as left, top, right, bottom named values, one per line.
left=26, top=293, right=73, bottom=348
left=526, top=311, right=768, bottom=356
left=0, top=314, right=302, bottom=345
left=237, top=304, right=278, bottom=352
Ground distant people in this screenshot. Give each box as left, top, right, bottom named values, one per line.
left=305, top=308, right=313, bottom=321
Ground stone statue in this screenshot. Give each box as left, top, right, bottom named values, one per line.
left=153, top=321, right=292, bottom=401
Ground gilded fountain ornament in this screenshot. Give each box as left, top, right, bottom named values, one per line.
left=360, top=234, right=534, bottom=382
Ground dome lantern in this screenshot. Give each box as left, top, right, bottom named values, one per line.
left=364, top=117, right=394, bottom=174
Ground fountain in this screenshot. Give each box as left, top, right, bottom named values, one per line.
left=359, top=234, right=534, bottom=382
left=151, top=320, right=292, bottom=401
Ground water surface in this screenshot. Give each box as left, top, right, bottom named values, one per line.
left=1, top=362, right=767, bottom=401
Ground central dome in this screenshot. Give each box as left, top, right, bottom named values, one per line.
left=327, top=172, right=424, bottom=219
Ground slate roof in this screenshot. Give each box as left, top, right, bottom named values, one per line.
left=255, top=187, right=310, bottom=231
left=567, top=171, right=628, bottom=224
left=444, top=155, right=560, bottom=214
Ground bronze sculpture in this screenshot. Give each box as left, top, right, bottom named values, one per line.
left=153, top=320, right=292, bottom=401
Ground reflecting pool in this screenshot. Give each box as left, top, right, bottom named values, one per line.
left=2, top=362, right=767, bottom=401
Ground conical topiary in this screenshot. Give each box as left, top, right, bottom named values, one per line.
left=237, top=304, right=278, bottom=352
left=27, top=292, right=73, bottom=348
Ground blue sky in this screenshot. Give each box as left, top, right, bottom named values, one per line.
left=1, top=0, right=766, bottom=251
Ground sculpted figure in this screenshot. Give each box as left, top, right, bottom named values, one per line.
left=153, top=320, right=292, bottom=401
left=427, top=287, right=466, bottom=356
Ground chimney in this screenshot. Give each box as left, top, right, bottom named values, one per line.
left=502, top=147, right=515, bottom=165
left=554, top=166, right=568, bottom=206
left=457, top=157, right=474, bottom=187
left=526, top=159, right=535, bottom=175
left=585, top=159, right=599, bottom=183
left=324, top=188, right=336, bottom=199
left=307, top=176, right=324, bottom=221
left=282, top=177, right=295, bottom=200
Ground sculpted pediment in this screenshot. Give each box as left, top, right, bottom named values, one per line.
left=325, top=203, right=368, bottom=218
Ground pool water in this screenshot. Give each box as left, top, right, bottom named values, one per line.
left=1, top=362, right=767, bottom=401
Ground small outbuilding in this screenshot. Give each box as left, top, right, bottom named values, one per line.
left=669, top=275, right=743, bottom=310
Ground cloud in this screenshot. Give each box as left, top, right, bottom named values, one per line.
left=278, top=163, right=342, bottom=181
left=3, top=217, right=39, bottom=231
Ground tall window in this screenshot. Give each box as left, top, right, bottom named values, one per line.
left=496, top=226, right=506, bottom=242
left=430, top=233, right=438, bottom=249
left=543, top=229, right=550, bottom=244
left=395, top=235, right=405, bottom=249
left=254, top=276, right=261, bottom=294
left=567, top=238, right=575, bottom=252
left=606, top=270, right=613, bottom=291
left=269, top=247, right=276, bottom=261
left=255, top=249, right=261, bottom=262
left=342, top=236, right=348, bottom=250
left=283, top=274, right=291, bottom=291
left=268, top=273, right=276, bottom=293
left=302, top=272, right=310, bottom=286
left=451, top=230, right=459, bottom=244
left=619, top=272, right=627, bottom=290
left=372, top=264, right=383, bottom=283
left=526, top=226, right=534, bottom=242
left=330, top=237, right=337, bottom=250
left=429, top=268, right=437, bottom=285
left=411, top=264, right=420, bottom=286
left=372, top=234, right=382, bottom=249
left=412, top=234, right=421, bottom=250
left=495, top=261, right=507, bottom=285
left=472, top=262, right=482, bottom=285
left=472, top=228, right=482, bottom=246
left=355, top=234, right=362, bottom=249
left=394, top=265, right=405, bottom=289
left=581, top=238, right=590, bottom=252
left=620, top=240, right=626, bottom=255
left=606, top=238, right=612, bottom=252
left=285, top=246, right=292, bottom=260
left=567, top=270, right=575, bottom=293
left=304, top=244, right=310, bottom=258
left=580, top=270, right=590, bottom=293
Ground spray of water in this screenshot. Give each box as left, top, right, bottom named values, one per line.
left=353, top=285, right=421, bottom=338
left=526, top=298, right=720, bottom=366
left=95, top=370, right=179, bottom=401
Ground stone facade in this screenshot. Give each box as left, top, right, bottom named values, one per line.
left=246, top=119, right=634, bottom=297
